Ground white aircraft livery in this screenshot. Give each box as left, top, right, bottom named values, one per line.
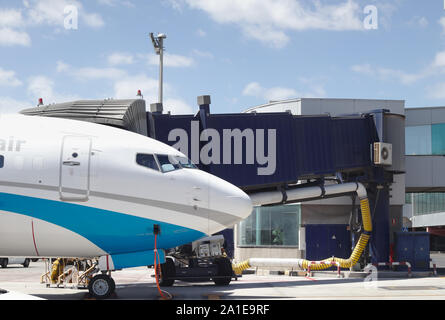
left=0, top=114, right=252, bottom=276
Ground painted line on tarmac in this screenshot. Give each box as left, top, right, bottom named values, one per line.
left=305, top=276, right=317, bottom=281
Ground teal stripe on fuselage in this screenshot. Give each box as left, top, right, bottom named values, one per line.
left=0, top=192, right=206, bottom=255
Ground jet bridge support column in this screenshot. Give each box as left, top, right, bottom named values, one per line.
left=368, top=184, right=390, bottom=265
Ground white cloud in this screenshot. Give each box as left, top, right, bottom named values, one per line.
left=433, top=51, right=445, bottom=68
left=352, top=49, right=445, bottom=87
left=97, top=0, right=135, bottom=7
left=197, top=28, right=206, bottom=37
left=0, top=9, right=25, bottom=28
left=163, top=98, right=195, bottom=115
left=27, top=76, right=56, bottom=100
left=56, top=59, right=194, bottom=114
left=192, top=49, right=213, bottom=59
left=0, top=68, right=22, bottom=87
left=74, top=67, right=127, bottom=80
left=409, top=16, right=428, bottom=28
left=0, top=9, right=29, bottom=46
left=107, top=52, right=135, bottom=66
left=440, top=17, right=445, bottom=34
left=171, top=0, right=365, bottom=48
left=243, top=80, right=326, bottom=101
left=27, top=75, right=78, bottom=103
left=114, top=74, right=194, bottom=114
left=147, top=53, right=194, bottom=68
left=427, top=82, right=445, bottom=100
left=25, top=0, right=105, bottom=29
left=56, top=61, right=128, bottom=80
left=0, top=1, right=104, bottom=46
left=351, top=62, right=434, bottom=85
left=82, top=13, right=105, bottom=28
left=56, top=61, right=70, bottom=72
left=0, top=28, right=31, bottom=47
left=0, top=96, right=32, bottom=114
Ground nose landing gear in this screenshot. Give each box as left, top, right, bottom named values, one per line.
left=88, top=273, right=116, bottom=299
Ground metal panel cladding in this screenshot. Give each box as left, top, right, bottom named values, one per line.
left=331, top=116, right=377, bottom=171
left=149, top=112, right=378, bottom=190
left=204, top=112, right=298, bottom=189
left=292, top=115, right=335, bottom=178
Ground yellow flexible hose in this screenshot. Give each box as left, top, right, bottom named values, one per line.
left=233, top=198, right=372, bottom=274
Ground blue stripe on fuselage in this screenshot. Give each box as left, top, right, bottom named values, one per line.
left=0, top=192, right=206, bottom=255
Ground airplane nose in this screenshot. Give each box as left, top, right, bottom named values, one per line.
left=224, top=188, right=253, bottom=220
left=208, top=175, right=253, bottom=222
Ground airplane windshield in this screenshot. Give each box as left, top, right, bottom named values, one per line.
left=156, top=155, right=181, bottom=173
left=173, top=156, right=197, bottom=169
left=155, top=154, right=197, bottom=173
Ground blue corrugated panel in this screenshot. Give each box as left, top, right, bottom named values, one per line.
left=205, top=113, right=299, bottom=188
left=293, top=116, right=335, bottom=177
left=149, top=112, right=378, bottom=189
left=394, top=232, right=430, bottom=271
left=305, top=224, right=351, bottom=263
left=331, top=117, right=376, bottom=171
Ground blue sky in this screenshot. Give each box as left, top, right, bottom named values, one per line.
left=0, top=0, right=445, bottom=114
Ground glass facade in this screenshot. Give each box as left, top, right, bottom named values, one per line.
left=406, top=124, right=445, bottom=155
left=406, top=125, right=431, bottom=155
left=406, top=193, right=445, bottom=216
left=405, top=121, right=445, bottom=217
left=238, top=204, right=300, bottom=247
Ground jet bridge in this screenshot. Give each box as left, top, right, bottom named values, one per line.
left=147, top=97, right=405, bottom=266
left=20, top=96, right=405, bottom=267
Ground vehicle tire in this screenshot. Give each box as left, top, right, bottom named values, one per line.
left=159, top=257, right=175, bottom=287
left=23, top=259, right=30, bottom=268
left=88, top=274, right=115, bottom=299
left=0, top=259, right=8, bottom=268
left=31, top=258, right=39, bottom=263
left=213, top=257, right=232, bottom=286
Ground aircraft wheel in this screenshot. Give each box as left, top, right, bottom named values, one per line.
left=0, top=259, right=8, bottom=268
left=159, top=257, right=176, bottom=287
left=213, top=257, right=232, bottom=286
left=23, top=259, right=30, bottom=268
left=88, top=274, right=115, bottom=299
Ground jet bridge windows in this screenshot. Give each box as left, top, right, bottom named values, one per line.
left=136, top=154, right=159, bottom=171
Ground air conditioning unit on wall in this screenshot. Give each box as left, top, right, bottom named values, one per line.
left=372, top=142, right=393, bottom=166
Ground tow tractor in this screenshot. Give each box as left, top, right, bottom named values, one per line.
left=157, top=235, right=238, bottom=287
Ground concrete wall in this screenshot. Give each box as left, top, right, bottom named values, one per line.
left=406, top=156, right=445, bottom=192
left=406, top=106, right=445, bottom=126
left=245, top=98, right=405, bottom=117
left=300, top=98, right=405, bottom=116
left=411, top=212, right=445, bottom=228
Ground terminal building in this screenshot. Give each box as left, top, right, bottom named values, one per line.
left=232, top=99, right=445, bottom=264
left=235, top=98, right=406, bottom=263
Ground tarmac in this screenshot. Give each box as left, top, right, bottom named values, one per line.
left=1, top=261, right=445, bottom=300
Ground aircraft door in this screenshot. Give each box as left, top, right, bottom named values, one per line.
left=59, top=136, right=92, bottom=202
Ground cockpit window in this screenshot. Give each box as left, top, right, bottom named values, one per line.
left=173, top=156, right=197, bottom=169
left=156, top=155, right=181, bottom=173
left=136, top=154, right=159, bottom=171
left=155, top=154, right=197, bottom=173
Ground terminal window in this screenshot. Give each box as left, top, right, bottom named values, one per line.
left=238, top=204, right=300, bottom=247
